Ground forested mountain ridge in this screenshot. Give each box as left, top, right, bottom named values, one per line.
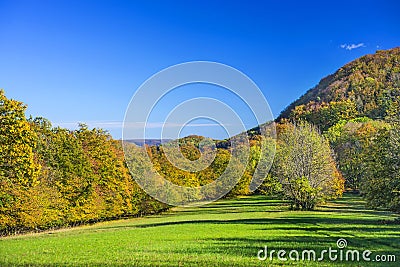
left=278, top=47, right=400, bottom=130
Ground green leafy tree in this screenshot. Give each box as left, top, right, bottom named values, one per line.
left=362, top=124, right=400, bottom=211
left=274, top=122, right=344, bottom=210
left=289, top=100, right=358, bottom=132
left=326, top=118, right=391, bottom=191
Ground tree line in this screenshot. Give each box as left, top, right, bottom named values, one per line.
left=0, top=90, right=167, bottom=235
left=1, top=87, right=399, bottom=235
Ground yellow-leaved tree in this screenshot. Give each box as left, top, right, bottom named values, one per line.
left=0, top=89, right=41, bottom=231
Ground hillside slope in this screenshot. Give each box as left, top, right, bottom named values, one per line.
left=278, top=47, right=400, bottom=126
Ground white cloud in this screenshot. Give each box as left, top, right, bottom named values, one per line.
left=340, top=43, right=365, bottom=50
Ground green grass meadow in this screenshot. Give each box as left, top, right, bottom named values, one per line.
left=0, top=194, right=399, bottom=266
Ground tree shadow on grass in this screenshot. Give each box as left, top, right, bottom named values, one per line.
left=196, top=236, right=400, bottom=266
left=95, top=216, right=399, bottom=234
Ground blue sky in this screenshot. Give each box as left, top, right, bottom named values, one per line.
left=0, top=0, right=399, bottom=139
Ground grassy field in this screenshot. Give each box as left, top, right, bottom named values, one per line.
left=0, top=194, right=399, bottom=266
